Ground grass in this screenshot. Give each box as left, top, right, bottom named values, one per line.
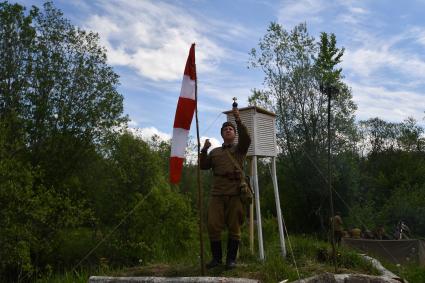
left=39, top=243, right=425, bottom=283
left=35, top=269, right=93, bottom=283
left=36, top=235, right=382, bottom=283
left=337, top=237, right=425, bottom=283
left=373, top=258, right=425, bottom=283
left=74, top=234, right=380, bottom=283
left=37, top=220, right=425, bottom=283
left=394, top=264, right=425, bottom=283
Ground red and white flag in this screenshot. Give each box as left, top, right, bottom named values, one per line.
left=170, top=44, right=196, bottom=184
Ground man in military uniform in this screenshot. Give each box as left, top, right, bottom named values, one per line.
left=200, top=107, right=251, bottom=270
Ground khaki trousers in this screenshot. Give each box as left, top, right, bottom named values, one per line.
left=207, top=195, right=244, bottom=241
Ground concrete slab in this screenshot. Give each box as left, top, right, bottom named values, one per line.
left=88, top=276, right=260, bottom=283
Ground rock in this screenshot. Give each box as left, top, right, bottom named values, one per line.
left=359, top=255, right=400, bottom=279
left=292, top=272, right=337, bottom=283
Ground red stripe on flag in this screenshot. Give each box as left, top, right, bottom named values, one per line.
left=173, top=97, right=196, bottom=130
left=184, top=44, right=196, bottom=81
left=169, top=44, right=196, bottom=184
left=170, top=156, right=184, bottom=184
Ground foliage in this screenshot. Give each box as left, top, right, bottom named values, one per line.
left=340, top=116, right=425, bottom=235
left=1, top=2, right=425, bottom=281
left=358, top=117, right=425, bottom=154
left=248, top=22, right=357, bottom=158
left=248, top=22, right=358, bottom=233
left=248, top=22, right=425, bottom=244
left=0, top=2, right=199, bottom=281
left=0, top=155, right=36, bottom=279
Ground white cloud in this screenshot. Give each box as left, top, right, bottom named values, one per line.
left=128, top=127, right=222, bottom=149
left=278, top=0, right=371, bottom=29
left=336, top=0, right=369, bottom=14
left=416, top=30, right=425, bottom=46
left=342, top=28, right=425, bottom=88
left=331, top=1, right=369, bottom=25
left=130, top=126, right=171, bottom=142
left=320, top=6, right=425, bottom=126
left=126, top=126, right=222, bottom=165
left=345, top=48, right=425, bottom=80
left=277, top=0, right=326, bottom=28
left=83, top=0, right=241, bottom=81
left=72, top=0, right=425, bottom=132
left=202, top=83, right=253, bottom=105
left=347, top=6, right=368, bottom=14
left=350, top=82, right=425, bottom=124
left=127, top=119, right=138, bottom=128
left=201, top=136, right=221, bottom=150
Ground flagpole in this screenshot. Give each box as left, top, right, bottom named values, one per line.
left=194, top=44, right=205, bottom=275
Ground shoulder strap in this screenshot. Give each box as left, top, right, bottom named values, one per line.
left=224, top=149, right=246, bottom=180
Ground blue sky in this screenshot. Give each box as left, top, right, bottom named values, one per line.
left=19, top=0, right=425, bottom=147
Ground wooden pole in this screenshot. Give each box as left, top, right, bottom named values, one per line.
left=250, top=199, right=254, bottom=254
left=327, top=85, right=336, bottom=273
left=194, top=49, right=205, bottom=275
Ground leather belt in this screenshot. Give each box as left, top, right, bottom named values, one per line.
left=214, top=171, right=241, bottom=180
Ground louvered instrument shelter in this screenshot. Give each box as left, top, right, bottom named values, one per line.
left=223, top=106, right=277, bottom=157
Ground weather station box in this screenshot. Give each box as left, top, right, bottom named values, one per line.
left=223, top=106, right=277, bottom=157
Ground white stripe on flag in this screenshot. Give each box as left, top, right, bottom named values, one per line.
left=179, top=75, right=195, bottom=100
left=171, top=128, right=189, bottom=157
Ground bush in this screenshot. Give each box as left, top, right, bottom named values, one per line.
left=97, top=184, right=198, bottom=266
left=0, top=158, right=35, bottom=280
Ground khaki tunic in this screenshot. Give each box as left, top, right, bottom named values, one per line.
left=200, top=120, right=251, bottom=241
left=200, top=121, right=251, bottom=194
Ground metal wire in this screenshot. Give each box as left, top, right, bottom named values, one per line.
left=200, top=112, right=223, bottom=137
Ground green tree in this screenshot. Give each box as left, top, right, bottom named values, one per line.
left=92, top=132, right=197, bottom=265
left=249, top=23, right=357, bottom=160
left=27, top=2, right=127, bottom=176
left=249, top=22, right=357, bottom=232
left=397, top=117, right=424, bottom=152
left=0, top=2, right=35, bottom=158
left=348, top=117, right=425, bottom=235
left=0, top=2, right=127, bottom=279
left=358, top=118, right=399, bottom=154
left=358, top=117, right=424, bottom=154
left=104, top=132, right=162, bottom=224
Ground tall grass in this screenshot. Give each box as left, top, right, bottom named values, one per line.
left=377, top=260, right=425, bottom=283
left=38, top=217, right=384, bottom=282
left=36, top=269, right=91, bottom=283
left=397, top=265, right=425, bottom=283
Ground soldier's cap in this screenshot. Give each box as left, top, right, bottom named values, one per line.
left=221, top=121, right=236, bottom=134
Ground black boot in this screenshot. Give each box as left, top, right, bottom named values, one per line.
left=225, top=239, right=239, bottom=270
left=206, top=241, right=222, bottom=269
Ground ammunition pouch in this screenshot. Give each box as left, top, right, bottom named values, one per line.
left=239, top=176, right=254, bottom=205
